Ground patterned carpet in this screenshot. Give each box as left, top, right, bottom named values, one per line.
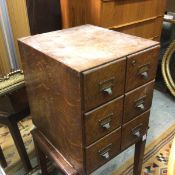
left=0, top=118, right=174, bottom=175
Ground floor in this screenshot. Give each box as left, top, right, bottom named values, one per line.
left=14, top=89, right=175, bottom=175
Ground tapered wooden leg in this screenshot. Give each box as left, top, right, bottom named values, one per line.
left=33, top=138, right=48, bottom=175
left=8, top=121, right=32, bottom=172
left=0, top=146, right=7, bottom=168
left=133, top=137, right=146, bottom=175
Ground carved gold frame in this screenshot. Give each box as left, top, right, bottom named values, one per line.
left=162, top=41, right=175, bottom=97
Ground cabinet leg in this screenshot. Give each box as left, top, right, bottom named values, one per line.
left=33, top=139, right=48, bottom=175
left=133, top=137, right=146, bottom=175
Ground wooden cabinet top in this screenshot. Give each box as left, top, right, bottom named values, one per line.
left=19, top=25, right=159, bottom=72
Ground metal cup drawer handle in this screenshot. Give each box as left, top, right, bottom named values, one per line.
left=138, top=63, right=150, bottom=80
left=135, top=96, right=146, bottom=111
left=132, top=124, right=143, bottom=138
left=99, top=143, right=112, bottom=160
left=99, top=77, right=115, bottom=96
left=99, top=113, right=113, bottom=130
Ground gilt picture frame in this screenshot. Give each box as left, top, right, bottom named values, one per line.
left=162, top=41, right=175, bottom=97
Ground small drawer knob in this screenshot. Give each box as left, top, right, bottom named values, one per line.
left=141, top=71, right=148, bottom=80
left=101, top=152, right=110, bottom=159
left=103, top=87, right=112, bottom=95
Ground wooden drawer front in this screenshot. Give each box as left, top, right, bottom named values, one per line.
left=113, top=17, right=163, bottom=40
left=86, top=128, right=121, bottom=174
left=101, top=0, right=164, bottom=28
left=83, top=58, right=126, bottom=111
left=123, top=81, right=154, bottom=123
left=85, top=96, right=123, bottom=145
left=121, top=111, right=150, bottom=150
left=125, top=46, right=159, bottom=92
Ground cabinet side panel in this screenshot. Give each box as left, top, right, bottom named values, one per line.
left=18, top=42, right=84, bottom=173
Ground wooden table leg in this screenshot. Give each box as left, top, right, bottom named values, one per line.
left=8, top=121, right=32, bottom=172
left=0, top=146, right=7, bottom=168
left=133, top=136, right=146, bottom=175
left=33, top=138, right=48, bottom=175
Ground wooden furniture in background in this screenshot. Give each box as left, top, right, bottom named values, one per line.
left=19, top=25, right=160, bottom=174
left=0, top=27, right=11, bottom=77
left=6, top=0, right=30, bottom=68
left=0, top=71, right=32, bottom=172
left=60, top=0, right=167, bottom=41
left=26, top=0, right=62, bottom=35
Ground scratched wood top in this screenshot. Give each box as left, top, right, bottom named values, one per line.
left=19, top=25, right=159, bottom=72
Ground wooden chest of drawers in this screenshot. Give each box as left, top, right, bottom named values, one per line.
left=18, top=25, right=160, bottom=174
left=60, top=0, right=167, bottom=41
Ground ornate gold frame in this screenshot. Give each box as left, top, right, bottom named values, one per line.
left=162, top=41, right=175, bottom=97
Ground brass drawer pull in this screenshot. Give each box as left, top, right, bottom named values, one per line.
left=99, top=77, right=115, bottom=96
left=138, top=63, right=150, bottom=80
left=98, top=143, right=112, bottom=160
left=103, top=87, right=112, bottom=95
left=132, top=123, right=143, bottom=138
left=99, top=113, right=113, bottom=130
left=140, top=71, right=148, bottom=80
left=135, top=96, right=146, bottom=111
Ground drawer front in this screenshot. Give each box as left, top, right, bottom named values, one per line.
left=100, top=0, right=163, bottom=28
left=85, top=96, right=123, bottom=145
left=83, top=58, right=126, bottom=111
left=125, top=46, right=159, bottom=92
left=112, top=17, right=163, bottom=41
left=121, top=110, right=150, bottom=150
left=123, top=81, right=154, bottom=123
left=86, top=128, right=121, bottom=174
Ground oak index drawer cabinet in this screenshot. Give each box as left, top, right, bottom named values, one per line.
left=18, top=25, right=160, bottom=175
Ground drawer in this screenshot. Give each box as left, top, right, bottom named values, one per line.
left=83, top=58, right=126, bottom=111
left=113, top=17, right=163, bottom=41
left=121, top=110, right=150, bottom=150
left=86, top=128, right=121, bottom=174
left=85, top=96, right=123, bottom=145
left=123, top=81, right=154, bottom=123
left=125, top=46, right=159, bottom=92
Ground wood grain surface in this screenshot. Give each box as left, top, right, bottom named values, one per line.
left=19, top=25, right=158, bottom=72
left=123, top=81, right=155, bottom=123
left=18, top=42, right=84, bottom=174
left=85, top=96, right=123, bottom=145
left=125, top=46, right=160, bottom=92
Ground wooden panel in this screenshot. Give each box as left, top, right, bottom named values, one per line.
left=121, top=110, right=150, bottom=150
left=60, top=0, right=102, bottom=28
left=0, top=28, right=11, bottom=77
left=86, top=128, right=121, bottom=174
left=83, top=58, right=126, bottom=111
left=85, top=96, right=123, bottom=145
left=123, top=81, right=154, bottom=123
left=18, top=42, right=84, bottom=174
left=26, top=0, right=62, bottom=35
left=6, top=0, right=30, bottom=68
left=19, top=25, right=158, bottom=73
left=112, top=17, right=163, bottom=40
left=125, top=46, right=159, bottom=92
left=101, top=0, right=166, bottom=28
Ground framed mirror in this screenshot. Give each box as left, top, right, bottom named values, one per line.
left=162, top=41, right=175, bottom=96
